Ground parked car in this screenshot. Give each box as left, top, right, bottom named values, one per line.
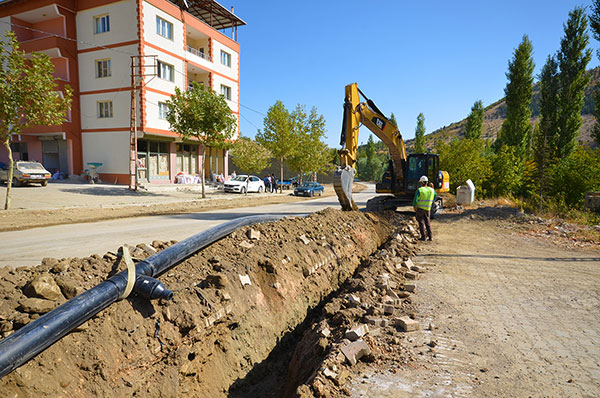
left=277, top=179, right=293, bottom=190
left=294, top=181, right=324, bottom=197
left=0, top=161, right=51, bottom=187
left=224, top=175, right=265, bottom=194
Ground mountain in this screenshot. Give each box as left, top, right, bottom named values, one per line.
left=405, top=67, right=600, bottom=151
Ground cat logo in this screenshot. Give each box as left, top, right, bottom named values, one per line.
left=372, top=117, right=386, bottom=130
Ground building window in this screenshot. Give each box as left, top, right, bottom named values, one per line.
left=220, top=50, right=231, bottom=67
left=94, top=15, right=110, bottom=34
left=96, top=59, right=111, bottom=78
left=97, top=101, right=113, bottom=118
left=157, top=61, right=174, bottom=82
left=156, top=16, right=173, bottom=40
left=158, top=102, right=169, bottom=119
left=220, top=84, right=231, bottom=101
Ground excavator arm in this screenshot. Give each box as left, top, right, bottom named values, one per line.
left=334, top=83, right=408, bottom=210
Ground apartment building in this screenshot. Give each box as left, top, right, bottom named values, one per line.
left=0, top=0, right=244, bottom=184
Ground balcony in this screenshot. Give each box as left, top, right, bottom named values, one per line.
left=186, top=45, right=211, bottom=62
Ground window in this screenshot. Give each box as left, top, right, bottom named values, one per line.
left=94, top=15, right=110, bottom=34
left=95, top=59, right=111, bottom=78
left=156, top=16, right=173, bottom=40
left=97, top=101, right=113, bottom=118
left=157, top=61, right=174, bottom=82
left=220, top=50, right=231, bottom=67
left=158, top=102, right=169, bottom=119
left=220, top=84, right=231, bottom=101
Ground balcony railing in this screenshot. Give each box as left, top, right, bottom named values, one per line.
left=186, top=45, right=211, bottom=62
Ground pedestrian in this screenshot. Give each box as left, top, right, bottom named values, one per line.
left=266, top=175, right=272, bottom=192
left=413, top=175, right=435, bottom=241
left=271, top=173, right=278, bottom=193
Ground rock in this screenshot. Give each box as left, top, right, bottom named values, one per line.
left=51, top=260, right=70, bottom=273
left=323, top=367, right=338, bottom=381
left=19, top=297, right=56, bottom=314
left=347, top=294, right=361, bottom=306
left=41, top=258, right=59, bottom=268
left=0, top=320, right=13, bottom=332
left=364, top=316, right=387, bottom=327
left=340, top=340, right=371, bottom=366
left=410, top=265, right=425, bottom=273
left=376, top=273, right=390, bottom=288
left=403, top=282, right=416, bottom=292
left=239, top=241, right=254, bottom=249
left=24, top=274, right=64, bottom=301
left=395, top=316, right=419, bottom=332
left=239, top=274, right=251, bottom=287
left=397, top=291, right=411, bottom=298
left=403, top=258, right=414, bottom=270
left=246, top=228, right=261, bottom=241
left=55, top=276, right=85, bottom=299
left=345, top=324, right=369, bottom=341
left=298, top=234, right=311, bottom=245
left=383, top=305, right=395, bottom=315
left=404, top=271, right=418, bottom=280
left=319, top=327, right=331, bottom=338
left=139, top=243, right=157, bottom=254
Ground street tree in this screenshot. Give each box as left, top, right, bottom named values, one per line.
left=256, top=101, right=295, bottom=192
left=414, top=113, right=426, bottom=153
left=556, top=6, right=592, bottom=159
left=0, top=31, right=72, bottom=210
left=501, top=35, right=535, bottom=158
left=230, top=137, right=271, bottom=194
left=464, top=100, right=484, bottom=140
left=166, top=81, right=236, bottom=198
left=288, top=105, right=328, bottom=182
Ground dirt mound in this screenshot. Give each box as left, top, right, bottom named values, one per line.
left=0, top=208, right=418, bottom=397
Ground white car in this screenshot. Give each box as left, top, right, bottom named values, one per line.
left=223, top=175, right=265, bottom=194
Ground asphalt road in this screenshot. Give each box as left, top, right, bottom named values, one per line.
left=0, top=187, right=379, bottom=268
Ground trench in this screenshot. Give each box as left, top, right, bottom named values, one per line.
left=0, top=208, right=417, bottom=398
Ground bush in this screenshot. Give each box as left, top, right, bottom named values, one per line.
left=548, top=147, right=600, bottom=207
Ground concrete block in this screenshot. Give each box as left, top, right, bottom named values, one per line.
left=383, top=305, right=395, bottom=315
left=395, top=316, right=420, bottom=332
left=239, top=241, right=254, bottom=249
left=340, top=340, right=371, bottom=366
left=411, top=265, right=425, bottom=273
left=345, top=324, right=369, bottom=341
left=403, top=258, right=415, bottom=270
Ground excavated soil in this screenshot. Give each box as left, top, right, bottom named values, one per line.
left=0, top=208, right=422, bottom=397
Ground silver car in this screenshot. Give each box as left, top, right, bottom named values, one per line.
left=0, top=161, right=52, bottom=187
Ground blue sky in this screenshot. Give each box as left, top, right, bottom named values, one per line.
left=224, top=1, right=599, bottom=148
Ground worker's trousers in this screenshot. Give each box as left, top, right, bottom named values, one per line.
left=415, top=207, right=432, bottom=240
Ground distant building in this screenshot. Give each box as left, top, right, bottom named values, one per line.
left=0, top=0, right=244, bottom=184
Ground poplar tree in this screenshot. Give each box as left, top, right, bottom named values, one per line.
left=556, top=6, right=592, bottom=159
left=500, top=35, right=535, bottom=158
left=464, top=100, right=484, bottom=140
left=414, top=113, right=426, bottom=153
left=588, top=0, right=600, bottom=146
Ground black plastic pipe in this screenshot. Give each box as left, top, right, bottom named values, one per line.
left=0, top=214, right=283, bottom=379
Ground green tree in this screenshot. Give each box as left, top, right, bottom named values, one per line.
left=500, top=35, right=535, bottom=158
left=389, top=112, right=398, bottom=128
left=488, top=145, right=523, bottom=197
left=166, top=81, right=236, bottom=198
left=435, top=138, right=491, bottom=196
left=357, top=135, right=381, bottom=181
left=548, top=146, right=600, bottom=207
left=230, top=137, right=271, bottom=194
left=538, top=55, right=560, bottom=161
left=556, top=6, right=592, bottom=159
left=0, top=31, right=72, bottom=210
left=588, top=0, right=600, bottom=146
left=414, top=113, right=426, bottom=153
left=288, top=105, right=329, bottom=182
left=464, top=100, right=484, bottom=140
left=256, top=101, right=295, bottom=192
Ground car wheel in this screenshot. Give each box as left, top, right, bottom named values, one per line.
left=258, top=186, right=263, bottom=193
left=310, top=190, right=314, bottom=197
left=318, top=190, right=322, bottom=196
left=241, top=186, right=246, bottom=194
left=12, top=178, right=20, bottom=187
left=41, top=180, right=48, bottom=187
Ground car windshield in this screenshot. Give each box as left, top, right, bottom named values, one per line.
left=232, top=176, right=248, bottom=182
left=301, top=182, right=317, bottom=188
left=17, top=162, right=45, bottom=171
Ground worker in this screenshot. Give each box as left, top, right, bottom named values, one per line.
left=413, top=175, right=435, bottom=241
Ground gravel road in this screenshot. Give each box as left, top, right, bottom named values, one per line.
left=350, top=212, right=600, bottom=397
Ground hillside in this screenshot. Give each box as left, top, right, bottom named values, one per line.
left=405, top=67, right=600, bottom=151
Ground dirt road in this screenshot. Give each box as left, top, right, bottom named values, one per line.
left=350, top=209, right=600, bottom=397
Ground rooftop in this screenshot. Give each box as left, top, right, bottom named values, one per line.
left=169, top=0, right=246, bottom=31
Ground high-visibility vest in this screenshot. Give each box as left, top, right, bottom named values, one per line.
left=415, top=186, right=436, bottom=211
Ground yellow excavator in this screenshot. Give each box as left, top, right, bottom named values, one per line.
left=333, top=83, right=450, bottom=213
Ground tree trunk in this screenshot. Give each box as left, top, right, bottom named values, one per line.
left=280, top=156, right=284, bottom=194
left=200, top=146, right=206, bottom=199
left=3, top=139, right=13, bottom=210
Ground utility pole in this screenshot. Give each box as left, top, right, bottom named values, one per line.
left=129, top=55, right=157, bottom=191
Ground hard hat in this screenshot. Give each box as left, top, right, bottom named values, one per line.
left=419, top=175, right=428, bottom=183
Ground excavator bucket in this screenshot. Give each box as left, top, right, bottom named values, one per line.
left=333, top=166, right=357, bottom=211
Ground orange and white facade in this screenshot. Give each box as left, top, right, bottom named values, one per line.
left=0, top=0, right=243, bottom=184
